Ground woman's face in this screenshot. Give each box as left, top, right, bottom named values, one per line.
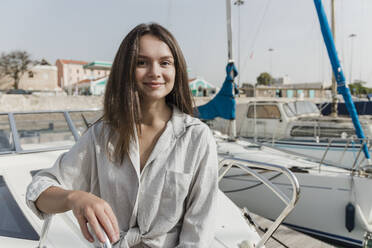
left=135, top=34, right=175, bottom=103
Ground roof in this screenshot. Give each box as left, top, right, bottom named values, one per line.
left=56, top=59, right=88, bottom=65
left=189, top=78, right=216, bottom=89
left=83, top=61, right=112, bottom=70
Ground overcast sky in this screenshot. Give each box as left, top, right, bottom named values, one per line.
left=1, top=0, right=371, bottom=87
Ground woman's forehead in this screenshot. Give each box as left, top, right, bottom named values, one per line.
left=138, top=34, right=173, bottom=57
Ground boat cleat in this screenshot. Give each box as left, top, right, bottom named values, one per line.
left=363, top=232, right=372, bottom=248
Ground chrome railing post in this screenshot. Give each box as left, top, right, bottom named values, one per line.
left=37, top=216, right=52, bottom=248
left=219, top=158, right=300, bottom=248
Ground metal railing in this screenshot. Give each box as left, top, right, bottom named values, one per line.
left=255, top=136, right=372, bottom=170
left=37, top=215, right=112, bottom=248
left=219, top=157, right=300, bottom=248
left=37, top=216, right=52, bottom=248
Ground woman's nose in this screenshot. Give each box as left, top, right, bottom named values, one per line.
left=148, top=63, right=161, bottom=78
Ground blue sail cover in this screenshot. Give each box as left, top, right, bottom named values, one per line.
left=313, top=0, right=370, bottom=160
left=196, top=62, right=238, bottom=120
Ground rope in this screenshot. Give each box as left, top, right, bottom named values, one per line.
left=222, top=171, right=282, bottom=193
left=241, top=0, right=272, bottom=73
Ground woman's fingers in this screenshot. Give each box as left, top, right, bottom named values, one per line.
left=105, top=207, right=120, bottom=241
left=76, top=215, right=94, bottom=243
left=85, top=209, right=106, bottom=243
left=69, top=191, right=119, bottom=243
left=97, top=207, right=119, bottom=243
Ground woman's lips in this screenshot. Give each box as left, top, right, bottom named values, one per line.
left=143, top=82, right=165, bottom=89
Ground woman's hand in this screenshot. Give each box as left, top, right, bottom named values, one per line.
left=66, top=190, right=120, bottom=244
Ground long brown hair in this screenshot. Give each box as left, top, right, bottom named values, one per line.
left=103, top=23, right=194, bottom=163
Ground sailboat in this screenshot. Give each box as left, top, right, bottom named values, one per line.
left=0, top=108, right=302, bottom=248
left=197, top=0, right=372, bottom=247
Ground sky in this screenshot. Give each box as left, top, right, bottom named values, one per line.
left=1, top=0, right=372, bottom=87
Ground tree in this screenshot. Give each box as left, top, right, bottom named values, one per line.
left=349, top=80, right=368, bottom=96
left=256, top=72, right=273, bottom=86
left=0, top=50, right=34, bottom=89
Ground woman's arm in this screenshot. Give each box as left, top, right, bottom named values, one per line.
left=26, top=124, right=119, bottom=243
left=36, top=186, right=120, bottom=243
left=176, top=128, right=219, bottom=247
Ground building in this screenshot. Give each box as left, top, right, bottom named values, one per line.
left=63, top=61, right=112, bottom=96
left=0, top=65, right=59, bottom=92
left=65, top=76, right=107, bottom=96
left=56, top=59, right=110, bottom=94
left=19, top=65, right=59, bottom=91
left=272, top=75, right=292, bottom=86
left=244, top=82, right=328, bottom=99
left=189, top=78, right=217, bottom=97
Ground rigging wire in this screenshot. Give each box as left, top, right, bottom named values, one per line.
left=241, top=0, right=272, bottom=75
left=359, top=0, right=364, bottom=82
left=166, top=0, right=173, bottom=29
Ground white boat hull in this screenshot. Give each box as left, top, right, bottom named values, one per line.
left=217, top=137, right=372, bottom=247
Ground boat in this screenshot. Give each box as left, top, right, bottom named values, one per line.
left=0, top=109, right=303, bottom=247
left=216, top=130, right=372, bottom=247
left=210, top=98, right=372, bottom=169
left=196, top=0, right=372, bottom=247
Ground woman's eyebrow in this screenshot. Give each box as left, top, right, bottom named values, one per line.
left=137, top=55, right=174, bottom=60
left=160, top=56, right=174, bottom=60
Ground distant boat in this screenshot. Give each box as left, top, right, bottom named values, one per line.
left=196, top=0, right=372, bottom=247
left=319, top=100, right=372, bottom=116
left=211, top=98, right=372, bottom=169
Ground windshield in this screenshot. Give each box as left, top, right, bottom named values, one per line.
left=0, top=114, right=14, bottom=153
left=0, top=110, right=102, bottom=154
left=69, top=110, right=102, bottom=136
left=14, top=112, right=75, bottom=151
left=283, top=101, right=320, bottom=117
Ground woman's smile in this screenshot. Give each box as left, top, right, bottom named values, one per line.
left=143, top=82, right=166, bottom=89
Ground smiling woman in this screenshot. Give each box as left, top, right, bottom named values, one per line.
left=26, top=23, right=218, bottom=248
left=135, top=34, right=175, bottom=102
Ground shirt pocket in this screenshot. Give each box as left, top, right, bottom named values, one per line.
left=159, top=170, right=193, bottom=222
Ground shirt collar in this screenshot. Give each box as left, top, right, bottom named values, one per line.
left=170, top=105, right=202, bottom=138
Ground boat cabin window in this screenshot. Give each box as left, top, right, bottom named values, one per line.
left=283, top=101, right=320, bottom=117
left=290, top=126, right=317, bottom=137
left=69, top=110, right=103, bottom=136
left=290, top=126, right=356, bottom=137
left=0, top=114, right=14, bottom=153
left=247, top=105, right=281, bottom=119
left=14, top=113, right=75, bottom=151
left=0, top=176, right=39, bottom=240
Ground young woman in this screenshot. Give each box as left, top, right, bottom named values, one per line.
left=26, top=23, right=218, bottom=248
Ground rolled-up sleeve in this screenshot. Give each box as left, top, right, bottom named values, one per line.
left=25, top=126, right=98, bottom=219
left=176, top=128, right=218, bottom=248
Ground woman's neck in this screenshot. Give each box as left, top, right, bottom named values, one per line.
left=140, top=100, right=172, bottom=127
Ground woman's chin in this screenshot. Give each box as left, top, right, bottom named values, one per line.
left=140, top=90, right=172, bottom=102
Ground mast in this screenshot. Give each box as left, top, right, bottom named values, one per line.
left=330, top=0, right=338, bottom=117
left=234, top=0, right=244, bottom=89
left=196, top=0, right=238, bottom=136
left=226, top=0, right=237, bottom=139
left=313, top=0, right=371, bottom=165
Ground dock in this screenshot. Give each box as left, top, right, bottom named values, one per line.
left=253, top=214, right=335, bottom=248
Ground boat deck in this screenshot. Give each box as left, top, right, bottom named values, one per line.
left=254, top=214, right=335, bottom=248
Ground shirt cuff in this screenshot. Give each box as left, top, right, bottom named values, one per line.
left=25, top=177, right=61, bottom=219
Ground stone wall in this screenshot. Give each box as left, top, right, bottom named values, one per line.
left=0, top=94, right=103, bottom=112
left=0, top=95, right=256, bottom=112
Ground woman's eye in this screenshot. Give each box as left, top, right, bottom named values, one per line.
left=137, top=60, right=146, bottom=66
left=161, top=60, right=173, bottom=66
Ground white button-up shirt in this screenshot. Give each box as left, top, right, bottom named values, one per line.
left=26, top=107, right=218, bottom=248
